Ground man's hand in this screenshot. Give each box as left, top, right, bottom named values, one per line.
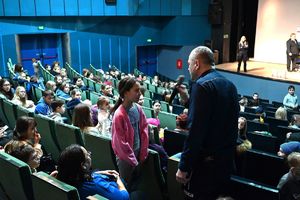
left=176, top=169, right=190, bottom=184
left=289, top=53, right=292, bottom=56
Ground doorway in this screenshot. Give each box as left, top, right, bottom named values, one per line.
left=136, top=45, right=157, bottom=77
left=16, top=34, right=63, bottom=75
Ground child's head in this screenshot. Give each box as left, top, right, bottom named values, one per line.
left=152, top=100, right=161, bottom=114
left=70, top=89, right=82, bottom=100
left=287, top=152, right=300, bottom=179
left=51, top=100, right=65, bottom=114
left=97, top=96, right=110, bottom=111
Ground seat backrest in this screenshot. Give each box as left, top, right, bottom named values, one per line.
left=35, top=114, right=61, bottom=162
left=90, top=92, right=100, bottom=105
left=143, top=97, right=152, bottom=108
left=0, top=152, right=33, bottom=200
left=88, top=194, right=109, bottom=200
left=142, top=106, right=153, bottom=118
left=2, top=99, right=17, bottom=129
left=0, top=97, right=9, bottom=126
left=247, top=120, right=269, bottom=132
left=167, top=156, right=184, bottom=200
left=54, top=122, right=85, bottom=150
left=148, top=124, right=161, bottom=145
left=136, top=149, right=166, bottom=200
left=172, top=104, right=185, bottom=115
left=239, top=112, right=258, bottom=120
left=16, top=106, right=34, bottom=119
left=242, top=149, right=288, bottom=187
left=31, top=171, right=80, bottom=200
left=160, top=101, right=170, bottom=113
left=85, top=134, right=117, bottom=170
left=158, top=111, right=177, bottom=130
left=163, top=129, right=187, bottom=156
left=247, top=132, right=278, bottom=154
left=229, top=175, right=278, bottom=200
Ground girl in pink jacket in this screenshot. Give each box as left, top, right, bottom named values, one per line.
left=111, top=77, right=149, bottom=189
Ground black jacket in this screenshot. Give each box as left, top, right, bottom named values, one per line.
left=286, top=39, right=299, bottom=55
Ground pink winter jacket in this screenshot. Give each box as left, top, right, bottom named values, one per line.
left=111, top=104, right=149, bottom=167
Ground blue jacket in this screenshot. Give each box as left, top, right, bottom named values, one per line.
left=55, top=89, right=71, bottom=100
left=179, top=69, right=239, bottom=172
left=35, top=98, right=52, bottom=115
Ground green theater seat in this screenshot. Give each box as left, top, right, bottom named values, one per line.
left=31, top=171, right=80, bottom=200
left=0, top=152, right=33, bottom=200
left=2, top=99, right=17, bottom=129
left=85, top=134, right=117, bottom=171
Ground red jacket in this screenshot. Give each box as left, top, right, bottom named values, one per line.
left=111, top=104, right=149, bottom=166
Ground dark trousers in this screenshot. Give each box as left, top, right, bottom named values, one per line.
left=237, top=53, right=247, bottom=72
left=183, top=157, right=233, bottom=200
left=287, top=54, right=298, bottom=71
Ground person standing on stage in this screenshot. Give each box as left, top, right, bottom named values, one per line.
left=237, top=36, right=249, bottom=72
left=176, top=46, right=239, bottom=200
left=286, top=33, right=300, bottom=72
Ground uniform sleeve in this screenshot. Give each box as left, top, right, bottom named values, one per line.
left=179, top=84, right=212, bottom=172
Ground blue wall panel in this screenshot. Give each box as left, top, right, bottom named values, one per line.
left=101, top=38, right=110, bottom=71
left=91, top=0, right=104, bottom=16
left=181, top=0, right=191, bottom=15
left=149, top=0, right=160, bottom=16
left=116, top=0, right=129, bottom=15
left=110, top=37, right=119, bottom=67
left=36, top=0, right=51, bottom=16
left=119, top=37, right=129, bottom=73
left=79, top=39, right=90, bottom=69
left=192, top=0, right=209, bottom=15
left=89, top=38, right=100, bottom=68
left=64, top=0, right=78, bottom=16
left=50, top=0, right=65, bottom=16
left=128, top=0, right=138, bottom=15
left=104, top=4, right=116, bottom=16
left=3, top=0, right=20, bottom=16
left=78, top=0, right=91, bottom=16
left=0, top=0, right=4, bottom=16
left=171, top=0, right=182, bottom=16
left=161, top=0, right=172, bottom=16
left=20, top=0, right=35, bottom=16
left=138, top=0, right=149, bottom=16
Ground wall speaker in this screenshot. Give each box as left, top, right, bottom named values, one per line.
left=208, top=3, right=223, bottom=25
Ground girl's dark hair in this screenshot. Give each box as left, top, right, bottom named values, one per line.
left=14, top=116, right=37, bottom=140
left=59, top=82, right=68, bottom=91
left=110, top=77, right=138, bottom=114
left=152, top=100, right=160, bottom=106
left=14, top=63, right=23, bottom=73
left=0, top=79, right=14, bottom=100
left=72, top=103, right=93, bottom=130
left=57, top=144, right=91, bottom=186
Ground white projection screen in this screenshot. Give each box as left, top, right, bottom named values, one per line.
left=254, top=0, right=300, bottom=64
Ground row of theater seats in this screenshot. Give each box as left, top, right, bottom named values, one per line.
left=0, top=151, right=108, bottom=200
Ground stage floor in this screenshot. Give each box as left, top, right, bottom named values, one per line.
left=216, top=60, right=300, bottom=84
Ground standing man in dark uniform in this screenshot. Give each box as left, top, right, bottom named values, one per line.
left=287, top=33, right=299, bottom=72
left=176, top=46, right=240, bottom=200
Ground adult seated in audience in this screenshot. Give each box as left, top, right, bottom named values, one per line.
left=4, top=116, right=42, bottom=171
left=283, top=85, right=298, bottom=111
left=13, top=63, right=29, bottom=84
left=35, top=90, right=54, bottom=115
left=54, top=75, right=63, bottom=91
left=236, top=117, right=252, bottom=154
left=147, top=100, right=161, bottom=128
left=50, top=61, right=61, bottom=76
left=152, top=75, right=161, bottom=87
left=66, top=89, right=82, bottom=112
left=248, top=92, right=260, bottom=108
left=289, top=114, right=300, bottom=130
left=12, top=86, right=35, bottom=111
left=239, top=97, right=248, bottom=112
left=278, top=152, right=300, bottom=200
left=49, top=100, right=66, bottom=123
left=54, top=144, right=129, bottom=200
left=73, top=103, right=100, bottom=140
left=278, top=141, right=300, bottom=157
left=96, top=96, right=112, bottom=137
left=275, top=106, right=288, bottom=120
left=60, top=68, right=70, bottom=83
left=25, top=75, right=46, bottom=99
left=45, top=80, right=57, bottom=92
left=101, top=84, right=114, bottom=98
left=73, top=76, right=89, bottom=91
left=55, top=82, right=71, bottom=101
left=0, top=79, right=14, bottom=100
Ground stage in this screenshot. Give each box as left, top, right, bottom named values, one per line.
left=216, top=60, right=300, bottom=84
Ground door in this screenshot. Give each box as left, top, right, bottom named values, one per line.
left=137, top=46, right=157, bottom=77
left=19, top=34, right=59, bottom=75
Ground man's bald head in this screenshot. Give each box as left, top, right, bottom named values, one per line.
left=189, top=46, right=215, bottom=66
